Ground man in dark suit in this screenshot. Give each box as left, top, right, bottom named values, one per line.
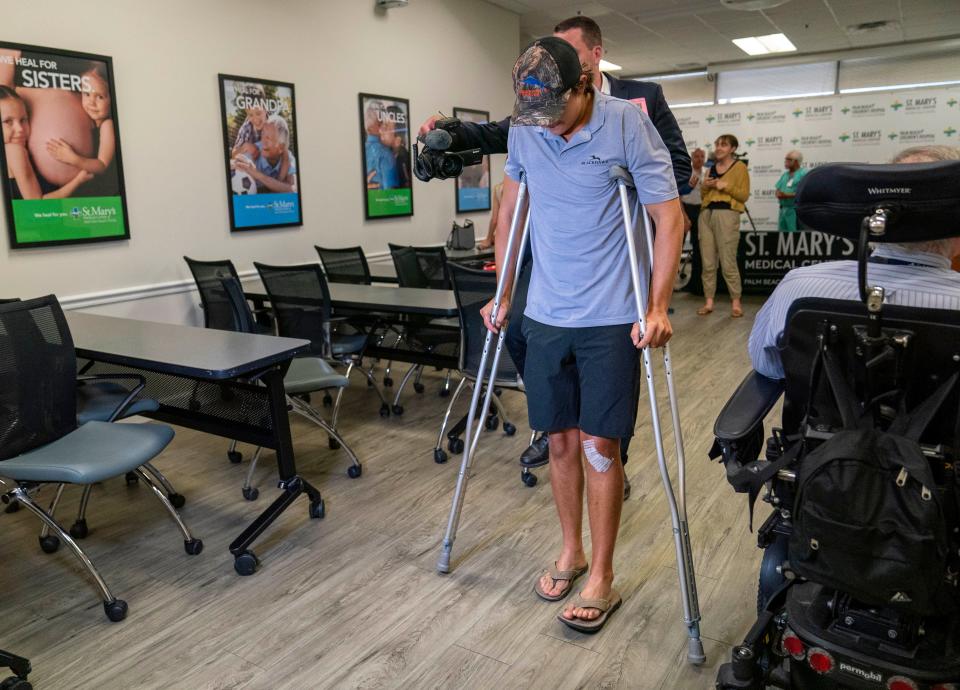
left=419, top=17, right=691, bottom=497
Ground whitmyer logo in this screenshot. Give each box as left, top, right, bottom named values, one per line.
left=581, top=154, right=611, bottom=166
left=838, top=662, right=882, bottom=683
left=867, top=187, right=911, bottom=195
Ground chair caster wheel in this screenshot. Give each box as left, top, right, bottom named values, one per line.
left=4, top=500, right=20, bottom=513
left=322, top=393, right=333, bottom=407
left=379, top=403, right=390, bottom=417
left=503, top=422, right=517, bottom=436
left=522, top=471, right=538, bottom=488
left=438, top=388, right=450, bottom=398
left=448, top=437, right=464, bottom=454
left=168, top=493, right=186, bottom=509
left=39, top=535, right=60, bottom=554
left=1, top=677, right=32, bottom=690
left=485, top=415, right=500, bottom=431
left=242, top=486, right=259, bottom=501
left=184, top=538, right=204, bottom=555
left=125, top=471, right=139, bottom=486
left=328, top=437, right=341, bottom=450
left=383, top=377, right=393, bottom=388
left=227, top=450, right=243, bottom=464
left=103, top=598, right=128, bottom=622
left=434, top=448, right=448, bottom=464
left=414, top=382, right=425, bottom=394
left=234, top=550, right=260, bottom=576
left=309, top=499, right=326, bottom=519
left=69, top=519, right=89, bottom=539
left=392, top=404, right=404, bottom=416
left=347, top=464, right=362, bottom=479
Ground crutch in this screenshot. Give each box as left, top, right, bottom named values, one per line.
left=610, top=165, right=705, bottom=665
left=437, top=171, right=531, bottom=574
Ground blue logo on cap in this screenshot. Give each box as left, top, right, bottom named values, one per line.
left=521, top=75, right=545, bottom=88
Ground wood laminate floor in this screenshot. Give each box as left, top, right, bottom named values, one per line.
left=0, top=292, right=773, bottom=689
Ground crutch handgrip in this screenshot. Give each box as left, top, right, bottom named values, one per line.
left=608, top=165, right=635, bottom=189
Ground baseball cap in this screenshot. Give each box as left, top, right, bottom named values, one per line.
left=512, top=37, right=583, bottom=126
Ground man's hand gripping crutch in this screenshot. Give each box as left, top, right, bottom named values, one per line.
left=610, top=164, right=705, bottom=665
left=436, top=170, right=531, bottom=575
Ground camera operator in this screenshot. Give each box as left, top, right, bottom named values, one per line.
left=417, top=16, right=691, bottom=493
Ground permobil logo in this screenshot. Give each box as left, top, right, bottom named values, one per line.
left=838, top=662, right=882, bottom=684
left=867, top=187, right=911, bottom=195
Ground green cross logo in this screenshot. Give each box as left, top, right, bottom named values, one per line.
left=792, top=108, right=802, bottom=118
left=747, top=113, right=755, bottom=121
left=790, top=138, right=800, bottom=145
left=745, top=138, right=756, bottom=146
left=838, top=133, right=851, bottom=142
left=841, top=107, right=850, bottom=114
left=947, top=98, right=958, bottom=107
left=890, top=100, right=904, bottom=111
left=887, top=132, right=899, bottom=140
left=705, top=115, right=715, bottom=123
left=945, top=127, right=957, bottom=137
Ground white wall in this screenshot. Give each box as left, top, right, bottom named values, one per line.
left=0, top=0, right=518, bottom=323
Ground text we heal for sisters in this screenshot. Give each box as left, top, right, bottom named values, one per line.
left=0, top=53, right=93, bottom=92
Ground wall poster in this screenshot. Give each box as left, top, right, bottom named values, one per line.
left=0, top=42, right=130, bottom=248
left=359, top=93, right=412, bottom=219
left=452, top=106, right=491, bottom=213
left=219, top=74, right=302, bottom=231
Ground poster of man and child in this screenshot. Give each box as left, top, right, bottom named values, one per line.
left=359, top=93, right=413, bottom=219
left=0, top=42, right=129, bottom=248
left=219, top=74, right=302, bottom=231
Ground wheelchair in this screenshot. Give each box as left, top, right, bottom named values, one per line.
left=712, top=161, right=960, bottom=689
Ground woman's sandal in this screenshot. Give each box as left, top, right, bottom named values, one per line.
left=557, top=589, right=623, bottom=633
left=696, top=305, right=713, bottom=316
left=534, top=563, right=589, bottom=602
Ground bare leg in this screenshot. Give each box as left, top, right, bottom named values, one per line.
left=562, top=432, right=623, bottom=622
left=538, top=428, right=588, bottom=597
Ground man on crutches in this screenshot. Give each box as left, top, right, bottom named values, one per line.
left=483, top=37, right=684, bottom=633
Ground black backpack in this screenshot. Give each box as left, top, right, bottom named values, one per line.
left=789, top=346, right=959, bottom=616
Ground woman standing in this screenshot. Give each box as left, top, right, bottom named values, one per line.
left=698, top=134, right=750, bottom=318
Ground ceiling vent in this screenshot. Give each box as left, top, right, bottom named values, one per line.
left=847, top=20, right=900, bottom=35
left=720, top=0, right=791, bottom=10
left=376, top=0, right=409, bottom=9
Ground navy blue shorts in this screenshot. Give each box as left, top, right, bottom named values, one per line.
left=521, top=318, right=639, bottom=440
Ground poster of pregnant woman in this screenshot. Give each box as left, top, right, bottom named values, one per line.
left=0, top=42, right=130, bottom=248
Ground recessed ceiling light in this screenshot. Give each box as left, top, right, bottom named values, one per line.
left=732, top=33, right=797, bottom=56
left=599, top=59, right=621, bottom=72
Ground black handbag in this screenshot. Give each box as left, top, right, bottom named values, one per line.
left=446, top=219, right=475, bottom=250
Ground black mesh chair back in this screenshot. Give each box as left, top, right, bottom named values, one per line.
left=780, top=297, right=960, bottom=451
left=388, top=244, right=450, bottom=289
left=390, top=246, right=430, bottom=289
left=0, top=295, right=77, bottom=460
left=184, top=257, right=241, bottom=331
left=255, top=262, right=332, bottom=356
left=447, top=263, right=519, bottom=384
left=219, top=277, right=259, bottom=335
left=315, top=246, right=372, bottom=285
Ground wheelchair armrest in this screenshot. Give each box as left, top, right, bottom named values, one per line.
left=713, top=371, right=784, bottom=443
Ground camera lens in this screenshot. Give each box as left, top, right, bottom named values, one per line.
left=439, top=155, right=463, bottom=179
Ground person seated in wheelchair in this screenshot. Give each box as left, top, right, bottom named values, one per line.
left=713, top=147, right=960, bottom=690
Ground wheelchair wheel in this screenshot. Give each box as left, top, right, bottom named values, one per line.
left=757, top=533, right=789, bottom=613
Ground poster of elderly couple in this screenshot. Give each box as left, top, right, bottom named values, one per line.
left=219, top=74, right=302, bottom=231
left=0, top=41, right=130, bottom=248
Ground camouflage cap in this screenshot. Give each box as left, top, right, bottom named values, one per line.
left=512, top=37, right=583, bottom=126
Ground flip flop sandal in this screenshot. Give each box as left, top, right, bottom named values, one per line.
left=534, top=562, right=589, bottom=602
left=696, top=306, right=713, bottom=316
left=557, top=589, right=622, bottom=633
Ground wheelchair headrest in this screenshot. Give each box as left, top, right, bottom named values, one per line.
left=796, top=160, right=960, bottom=242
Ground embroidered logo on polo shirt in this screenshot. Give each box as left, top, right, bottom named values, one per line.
left=581, top=154, right=612, bottom=166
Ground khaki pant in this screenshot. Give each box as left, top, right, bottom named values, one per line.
left=698, top=207, right=742, bottom=300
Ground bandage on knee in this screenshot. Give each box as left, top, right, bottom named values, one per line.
left=582, top=439, right=613, bottom=473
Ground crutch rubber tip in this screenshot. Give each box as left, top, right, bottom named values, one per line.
left=436, top=550, right=451, bottom=574
left=687, top=638, right=706, bottom=666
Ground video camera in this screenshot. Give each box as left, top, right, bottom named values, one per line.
left=413, top=116, right=483, bottom=182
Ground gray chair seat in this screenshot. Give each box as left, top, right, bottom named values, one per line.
left=0, top=421, right=174, bottom=484
left=77, top=381, right=160, bottom=425
left=331, top=334, right=368, bottom=356
left=285, top=357, right=349, bottom=395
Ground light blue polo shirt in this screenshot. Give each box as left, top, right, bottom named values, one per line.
left=504, top=88, right=678, bottom=328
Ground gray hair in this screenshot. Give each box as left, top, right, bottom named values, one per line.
left=787, top=149, right=803, bottom=164
left=264, top=114, right=290, bottom=147
left=891, top=145, right=960, bottom=164
left=890, top=145, right=960, bottom=256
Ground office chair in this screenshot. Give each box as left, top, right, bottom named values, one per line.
left=0, top=296, right=202, bottom=622
left=386, top=245, right=460, bottom=414
left=218, top=276, right=361, bottom=498
left=434, top=264, right=536, bottom=487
